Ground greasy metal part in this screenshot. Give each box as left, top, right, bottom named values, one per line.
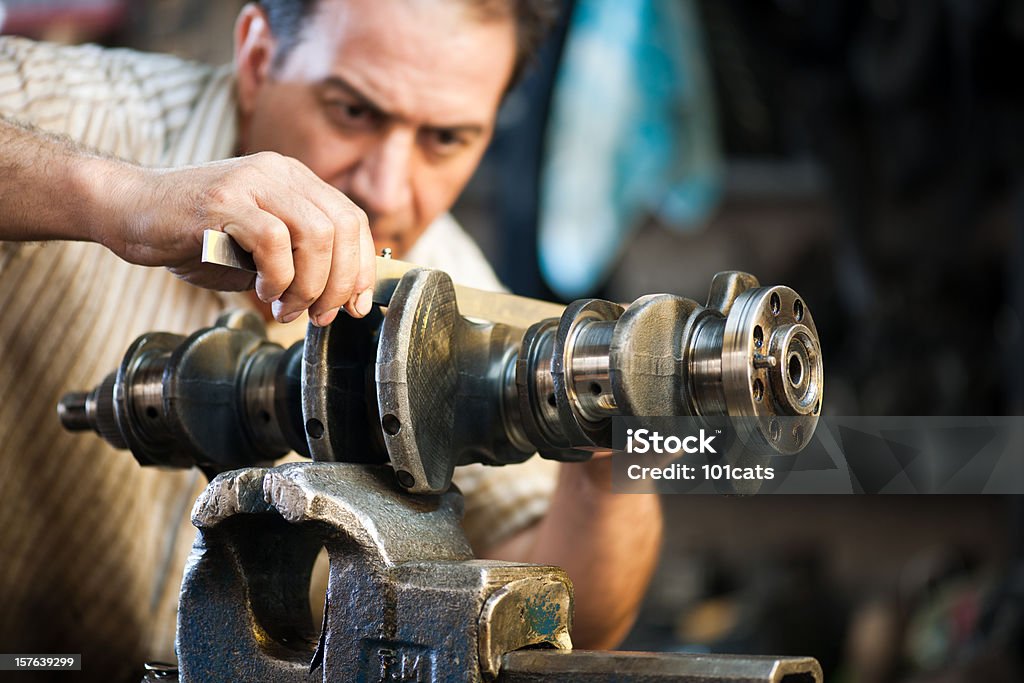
left=113, top=332, right=190, bottom=468
left=58, top=310, right=306, bottom=474
left=497, top=651, right=823, bottom=683
left=58, top=373, right=125, bottom=448
left=177, top=463, right=572, bottom=683
left=515, top=273, right=822, bottom=461
left=60, top=264, right=823, bottom=491
left=705, top=271, right=761, bottom=317
left=550, top=300, right=624, bottom=454
left=354, top=265, right=820, bottom=484
left=516, top=319, right=572, bottom=456
left=201, top=229, right=565, bottom=329
left=301, top=306, right=388, bottom=466
left=368, top=268, right=536, bottom=492
left=569, top=319, right=619, bottom=421
left=718, top=285, right=823, bottom=454
left=375, top=269, right=461, bottom=493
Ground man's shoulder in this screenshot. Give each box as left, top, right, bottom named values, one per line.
left=404, top=214, right=505, bottom=292
left=0, top=35, right=214, bottom=90
left=0, top=36, right=233, bottom=164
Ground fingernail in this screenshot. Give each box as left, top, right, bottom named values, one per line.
left=271, top=300, right=285, bottom=319
left=258, top=289, right=281, bottom=304
left=356, top=288, right=374, bottom=316
left=255, top=277, right=281, bottom=304
left=312, top=308, right=339, bottom=327
left=280, top=310, right=302, bottom=324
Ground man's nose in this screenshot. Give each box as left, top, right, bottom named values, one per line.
left=347, top=129, right=414, bottom=217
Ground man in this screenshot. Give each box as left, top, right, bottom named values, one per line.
left=0, top=1, right=662, bottom=678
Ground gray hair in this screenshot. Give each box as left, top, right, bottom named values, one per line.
left=257, top=0, right=559, bottom=86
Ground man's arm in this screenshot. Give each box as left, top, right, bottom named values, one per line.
left=0, top=115, right=375, bottom=326
left=480, top=457, right=663, bottom=649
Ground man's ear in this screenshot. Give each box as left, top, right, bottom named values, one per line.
left=234, top=3, right=277, bottom=117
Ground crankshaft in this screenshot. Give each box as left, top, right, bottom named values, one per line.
left=59, top=264, right=823, bottom=494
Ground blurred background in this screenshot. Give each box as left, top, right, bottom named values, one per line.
left=3, top=0, right=1023, bottom=681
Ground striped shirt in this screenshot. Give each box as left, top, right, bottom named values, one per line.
left=0, top=36, right=556, bottom=680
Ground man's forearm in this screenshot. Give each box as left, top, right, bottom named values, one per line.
left=481, top=458, right=663, bottom=649
left=0, top=113, right=377, bottom=323
left=0, top=115, right=114, bottom=244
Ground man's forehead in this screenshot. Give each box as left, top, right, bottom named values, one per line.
left=281, top=0, right=516, bottom=127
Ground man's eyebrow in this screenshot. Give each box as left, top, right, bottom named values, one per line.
left=321, top=75, right=485, bottom=135
left=426, top=121, right=485, bottom=137
left=321, top=76, right=391, bottom=119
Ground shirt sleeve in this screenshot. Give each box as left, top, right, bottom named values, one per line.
left=452, top=457, right=561, bottom=551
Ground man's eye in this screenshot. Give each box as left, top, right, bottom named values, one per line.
left=327, top=101, right=376, bottom=130
left=342, top=104, right=368, bottom=120
left=435, top=130, right=458, bottom=145
left=425, top=129, right=468, bottom=156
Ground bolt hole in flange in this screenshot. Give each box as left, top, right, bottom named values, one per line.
left=395, top=469, right=415, bottom=488
left=793, top=424, right=805, bottom=448
left=769, top=419, right=781, bottom=442
left=306, top=418, right=325, bottom=439
left=752, top=378, right=764, bottom=402
left=753, top=325, right=764, bottom=349
left=770, top=292, right=781, bottom=315
left=381, top=413, right=402, bottom=436
left=793, top=299, right=804, bottom=322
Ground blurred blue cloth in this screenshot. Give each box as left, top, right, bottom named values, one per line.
left=539, top=0, right=722, bottom=299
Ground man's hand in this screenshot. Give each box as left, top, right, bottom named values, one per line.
left=0, top=117, right=375, bottom=327
left=98, top=152, right=375, bottom=326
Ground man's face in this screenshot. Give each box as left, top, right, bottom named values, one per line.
left=236, top=0, right=516, bottom=257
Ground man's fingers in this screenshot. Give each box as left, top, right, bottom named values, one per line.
left=222, top=211, right=293, bottom=304
left=302, top=181, right=375, bottom=323
left=308, top=210, right=365, bottom=326
left=269, top=199, right=336, bottom=323
left=353, top=210, right=377, bottom=316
